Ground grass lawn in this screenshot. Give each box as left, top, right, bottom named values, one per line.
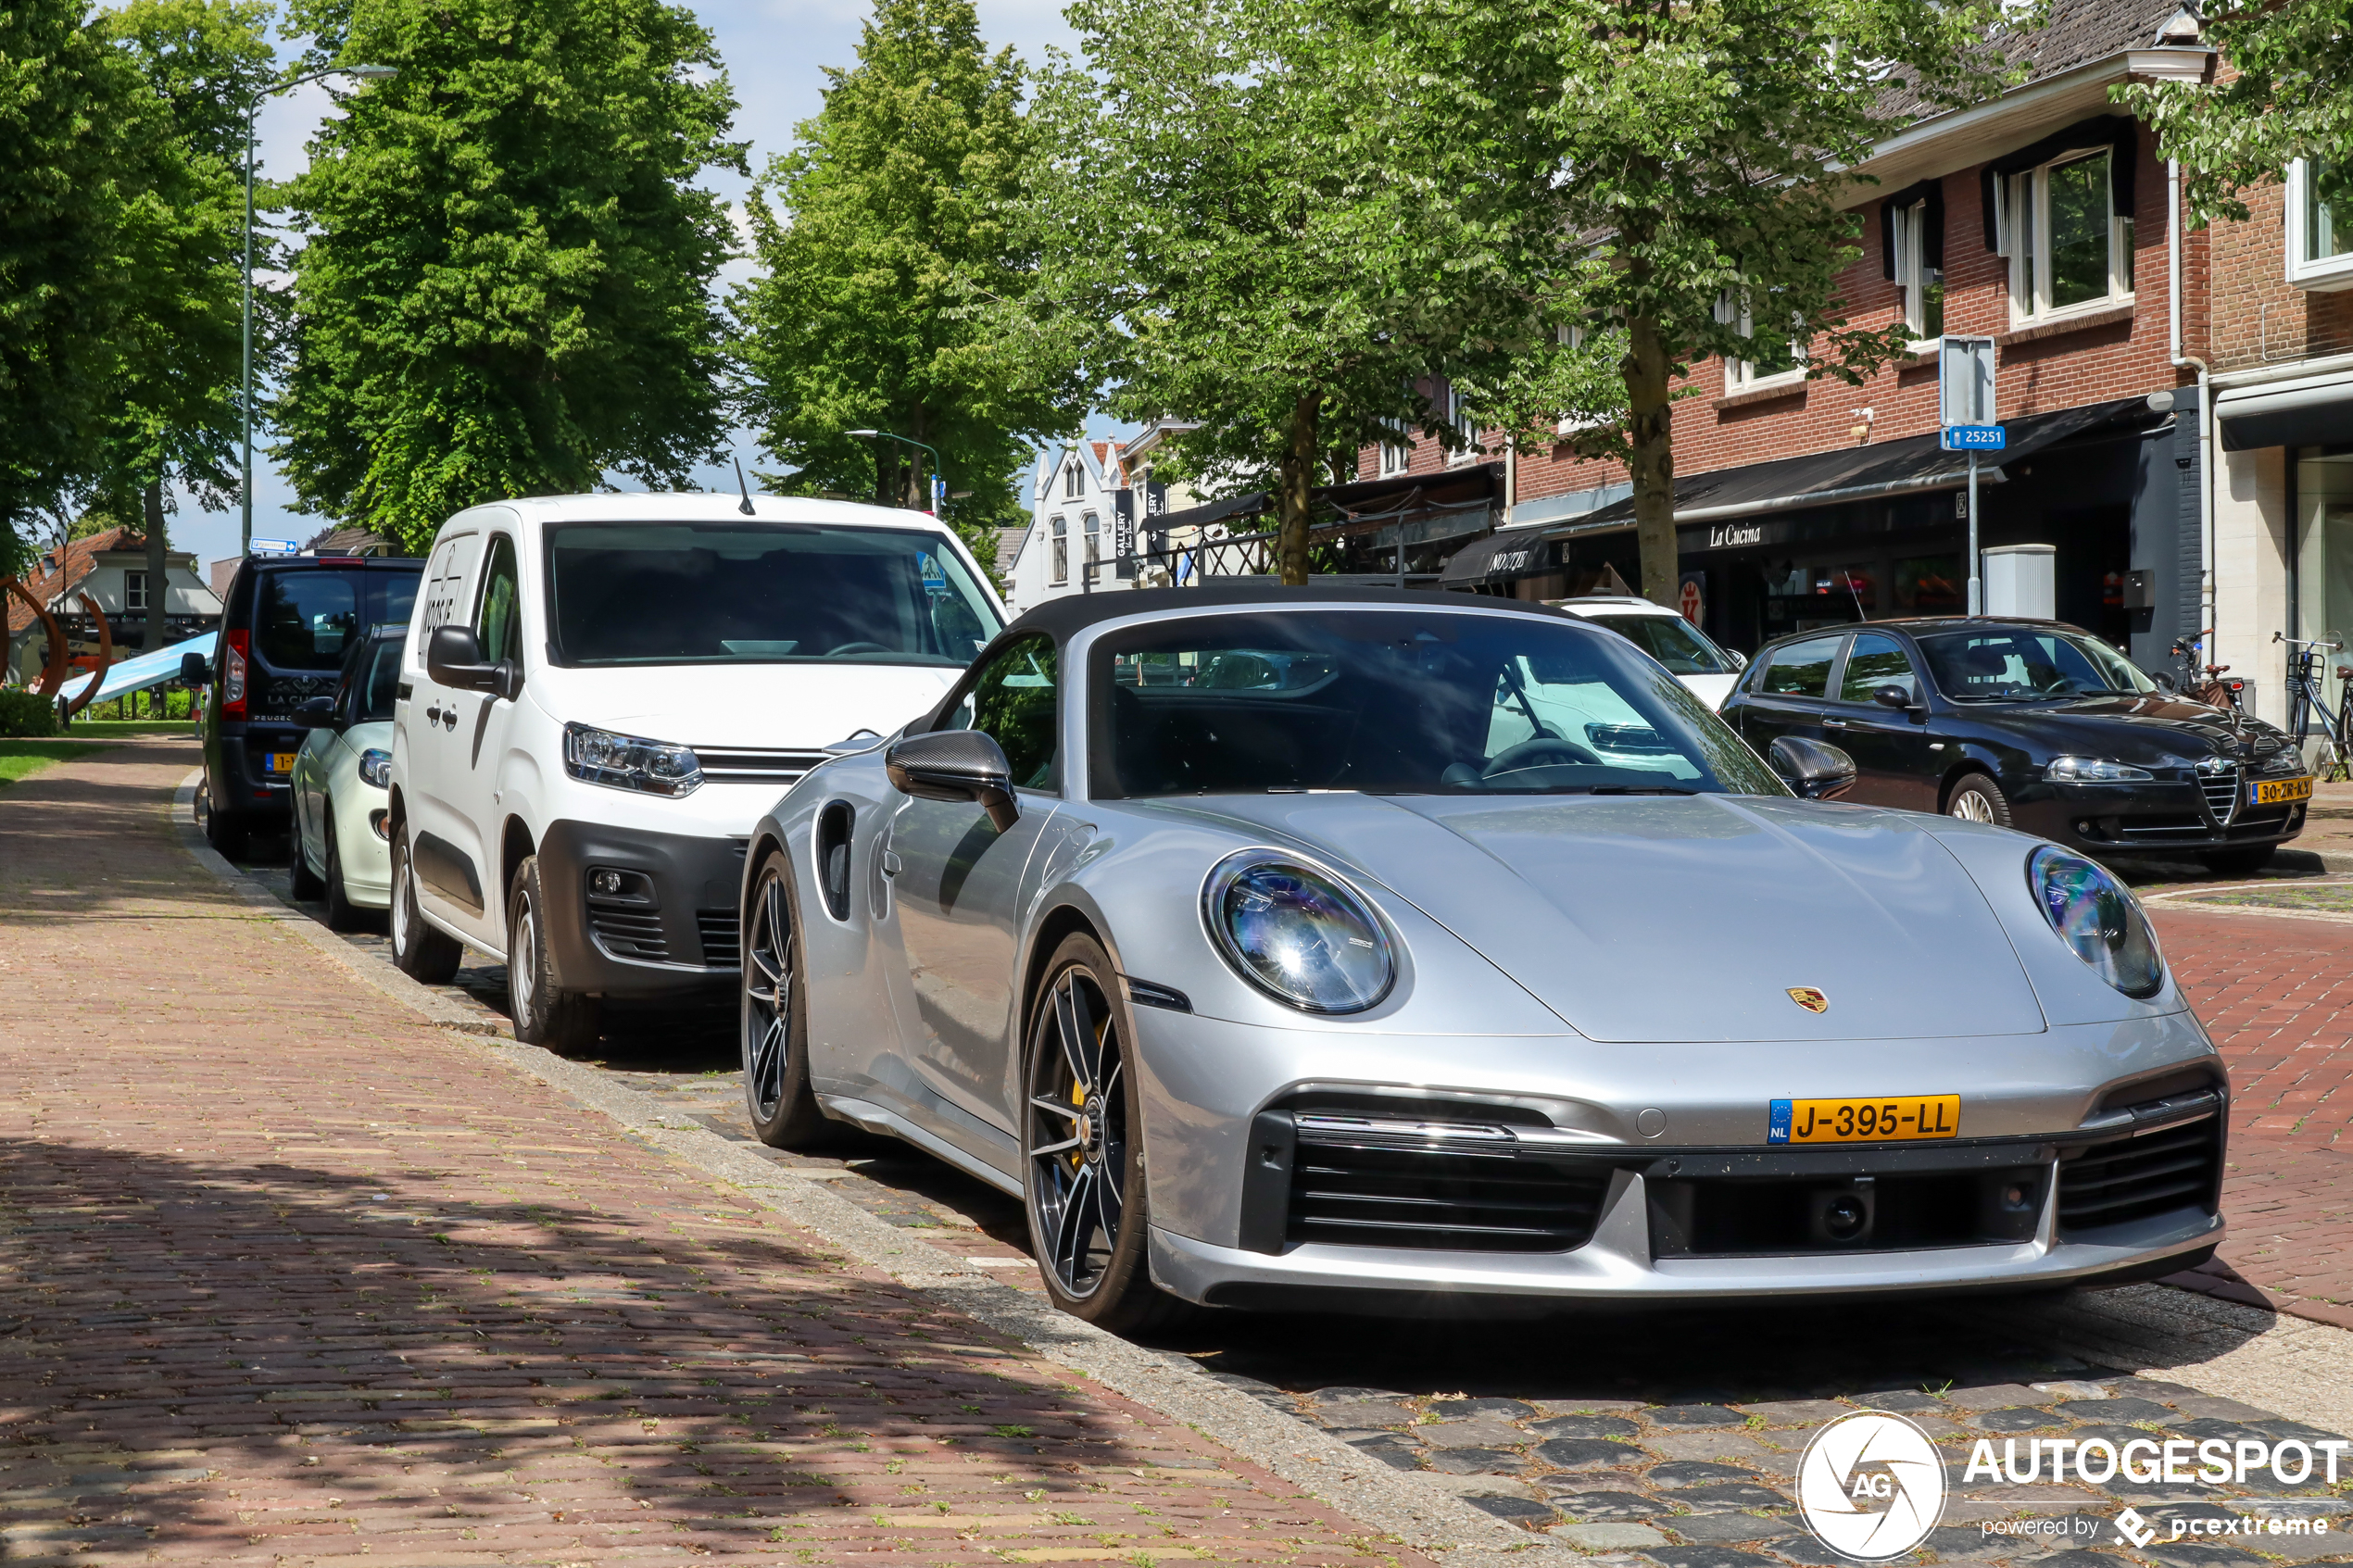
left=63, top=719, right=199, bottom=738
left=0, top=740, right=109, bottom=788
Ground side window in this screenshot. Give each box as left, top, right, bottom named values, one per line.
left=474, top=534, right=522, bottom=666
left=1840, top=633, right=1919, bottom=703
left=1759, top=635, right=1843, bottom=696
left=937, top=634, right=1058, bottom=791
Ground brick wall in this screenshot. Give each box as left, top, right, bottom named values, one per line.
left=2207, top=178, right=2353, bottom=372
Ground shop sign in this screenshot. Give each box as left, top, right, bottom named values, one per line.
left=1679, top=571, right=1705, bottom=625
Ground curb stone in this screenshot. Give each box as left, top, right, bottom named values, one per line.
left=164, top=766, right=1574, bottom=1566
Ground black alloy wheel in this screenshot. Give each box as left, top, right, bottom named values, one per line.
left=1021, top=934, right=1179, bottom=1331
left=388, top=828, right=462, bottom=985
left=741, top=850, right=849, bottom=1148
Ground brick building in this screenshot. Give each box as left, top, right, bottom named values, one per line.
left=1375, top=0, right=2303, bottom=683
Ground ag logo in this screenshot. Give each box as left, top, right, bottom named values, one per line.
left=1795, top=1410, right=1946, bottom=1561
left=1788, top=986, right=1830, bottom=1013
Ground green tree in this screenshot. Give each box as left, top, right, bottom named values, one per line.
left=1029, top=0, right=1527, bottom=583
left=276, top=0, right=744, bottom=552
left=84, top=0, right=274, bottom=646
left=1386, top=0, right=2017, bottom=603
left=734, top=0, right=1077, bottom=564
left=2117, top=0, right=2352, bottom=226
left=0, top=0, right=155, bottom=573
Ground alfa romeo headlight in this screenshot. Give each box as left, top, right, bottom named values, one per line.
left=1202, top=852, right=1393, bottom=1013
left=563, top=721, right=702, bottom=797
left=2029, top=845, right=2163, bottom=997
left=2045, top=756, right=2152, bottom=783
left=358, top=748, right=393, bottom=789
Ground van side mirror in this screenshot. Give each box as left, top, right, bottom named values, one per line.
left=180, top=651, right=210, bottom=685
left=886, top=730, right=1021, bottom=832
left=426, top=625, right=521, bottom=699
left=1769, top=735, right=1857, bottom=801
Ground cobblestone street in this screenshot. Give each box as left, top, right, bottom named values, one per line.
left=3, top=734, right=2350, bottom=1566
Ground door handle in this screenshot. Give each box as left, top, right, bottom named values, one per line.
left=1823, top=718, right=1848, bottom=729
left=880, top=850, right=902, bottom=879
left=424, top=705, right=442, bottom=725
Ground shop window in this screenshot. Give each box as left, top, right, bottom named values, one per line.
left=1894, top=555, right=1964, bottom=614
left=2007, top=151, right=2134, bottom=323
left=2287, top=159, right=2353, bottom=291
left=1759, top=635, right=1843, bottom=696
left=1892, top=200, right=1944, bottom=345
left=1718, top=295, right=1806, bottom=393
left=2292, top=451, right=2353, bottom=654
left=1050, top=516, right=1068, bottom=584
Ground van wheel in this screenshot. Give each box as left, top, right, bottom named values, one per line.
left=509, top=856, right=602, bottom=1050
left=389, top=828, right=463, bottom=985
left=322, top=820, right=365, bottom=932
left=741, top=851, right=853, bottom=1148
left=1945, top=771, right=2013, bottom=827
left=204, top=787, right=249, bottom=859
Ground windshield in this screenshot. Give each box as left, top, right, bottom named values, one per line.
left=1091, top=609, right=1784, bottom=797
left=1919, top=627, right=2157, bottom=702
left=545, top=522, right=1000, bottom=668
left=1584, top=612, right=1739, bottom=675
left=253, top=569, right=416, bottom=672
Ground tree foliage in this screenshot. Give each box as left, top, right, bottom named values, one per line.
left=734, top=0, right=1076, bottom=564
left=1028, top=0, right=1530, bottom=583
left=2117, top=0, right=2353, bottom=225
left=276, top=0, right=743, bottom=552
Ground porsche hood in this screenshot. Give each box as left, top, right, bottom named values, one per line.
left=1160, top=794, right=2048, bottom=1044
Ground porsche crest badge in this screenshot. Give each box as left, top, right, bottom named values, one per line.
left=1787, top=987, right=1830, bottom=1014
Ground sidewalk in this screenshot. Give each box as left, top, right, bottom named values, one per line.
left=0, top=741, right=1414, bottom=1565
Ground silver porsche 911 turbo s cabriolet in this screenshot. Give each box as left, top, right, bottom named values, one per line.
left=736, top=585, right=2226, bottom=1328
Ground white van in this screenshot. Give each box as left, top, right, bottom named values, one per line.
left=387, top=493, right=1004, bottom=1046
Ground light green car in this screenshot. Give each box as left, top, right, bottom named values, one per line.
left=290, top=624, right=404, bottom=928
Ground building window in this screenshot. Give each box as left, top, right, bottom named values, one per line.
left=1050, top=516, right=1068, bottom=584
left=1718, top=296, right=1806, bottom=393
left=2287, top=159, right=2353, bottom=290
left=1064, top=460, right=1081, bottom=499
left=1444, top=387, right=1478, bottom=465
left=1378, top=426, right=1412, bottom=476
left=1082, top=512, right=1101, bottom=569
left=2007, top=150, right=2133, bottom=323
left=1892, top=200, right=1944, bottom=344
left=125, top=571, right=148, bottom=611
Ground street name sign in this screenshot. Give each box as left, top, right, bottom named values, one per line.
left=1942, top=424, right=2007, bottom=450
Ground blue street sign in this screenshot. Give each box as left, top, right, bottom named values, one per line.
left=1942, top=424, right=2007, bottom=451
left=249, top=538, right=299, bottom=556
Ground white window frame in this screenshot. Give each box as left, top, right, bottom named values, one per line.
left=2004, top=150, right=2135, bottom=325
left=1719, top=297, right=1806, bottom=393
left=1378, top=430, right=1412, bottom=477
left=1444, top=387, right=1479, bottom=466
left=1556, top=322, right=1605, bottom=435
left=2286, top=159, right=2353, bottom=291
left=1891, top=201, right=1944, bottom=350
left=1081, top=511, right=1101, bottom=568
left=1049, top=516, right=1068, bottom=584
left=125, top=571, right=148, bottom=611
left=1063, top=460, right=1082, bottom=499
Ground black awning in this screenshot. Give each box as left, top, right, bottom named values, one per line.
left=1151, top=489, right=1268, bottom=533
left=1441, top=526, right=1555, bottom=586
left=1575, top=395, right=2162, bottom=529
left=2219, top=381, right=2353, bottom=452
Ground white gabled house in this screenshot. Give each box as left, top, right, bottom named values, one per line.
left=1001, top=422, right=1205, bottom=615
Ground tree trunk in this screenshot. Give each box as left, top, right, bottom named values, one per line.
left=1276, top=393, right=1317, bottom=586
left=142, top=479, right=170, bottom=653
left=1624, top=312, right=1678, bottom=608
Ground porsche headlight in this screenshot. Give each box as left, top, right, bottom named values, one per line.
left=2045, top=756, right=2152, bottom=783
left=563, top=721, right=702, bottom=797
left=1203, top=853, right=1393, bottom=1013
left=358, top=748, right=393, bottom=789
left=2029, top=845, right=2163, bottom=997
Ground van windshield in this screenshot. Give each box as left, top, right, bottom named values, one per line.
left=545, top=522, right=1001, bottom=668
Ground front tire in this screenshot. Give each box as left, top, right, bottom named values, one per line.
left=1020, top=934, right=1183, bottom=1333
left=389, top=828, right=463, bottom=985
left=321, top=819, right=365, bottom=932
left=741, top=851, right=849, bottom=1149
left=289, top=818, right=325, bottom=900
left=508, top=856, right=602, bottom=1049
left=1944, top=771, right=2012, bottom=827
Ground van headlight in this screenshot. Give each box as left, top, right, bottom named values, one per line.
left=2029, top=845, right=2163, bottom=997
left=1202, top=852, right=1394, bottom=1013
left=563, top=721, right=702, bottom=797
left=358, top=748, right=393, bottom=789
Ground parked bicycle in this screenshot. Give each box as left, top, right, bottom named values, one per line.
left=2276, top=631, right=2352, bottom=781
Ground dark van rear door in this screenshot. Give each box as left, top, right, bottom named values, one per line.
left=233, top=561, right=422, bottom=806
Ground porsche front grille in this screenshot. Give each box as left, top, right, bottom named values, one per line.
left=2057, top=1117, right=2221, bottom=1236
left=1286, top=1142, right=1610, bottom=1252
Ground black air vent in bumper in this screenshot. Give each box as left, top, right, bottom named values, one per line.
left=587, top=907, right=667, bottom=962
left=2057, top=1116, right=2222, bottom=1236
left=695, top=909, right=741, bottom=970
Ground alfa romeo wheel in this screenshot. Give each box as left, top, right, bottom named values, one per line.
left=1945, top=771, right=2012, bottom=827
left=389, top=828, right=462, bottom=985
left=741, top=850, right=848, bottom=1148
left=1021, top=933, right=1181, bottom=1332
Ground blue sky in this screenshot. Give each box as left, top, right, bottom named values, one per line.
left=182, top=0, right=1106, bottom=571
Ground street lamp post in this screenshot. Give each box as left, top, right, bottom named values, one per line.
left=846, top=429, right=942, bottom=516
left=241, top=65, right=396, bottom=558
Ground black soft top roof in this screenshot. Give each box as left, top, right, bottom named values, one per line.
left=999, top=583, right=1567, bottom=646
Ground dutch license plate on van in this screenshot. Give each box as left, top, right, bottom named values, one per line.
left=2251, top=775, right=2312, bottom=807
left=1768, top=1095, right=1960, bottom=1144
left=266, top=752, right=297, bottom=774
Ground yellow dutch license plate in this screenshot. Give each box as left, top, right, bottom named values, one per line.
left=2250, top=775, right=2312, bottom=807
left=267, top=752, right=297, bottom=774
left=1768, top=1095, right=1959, bottom=1145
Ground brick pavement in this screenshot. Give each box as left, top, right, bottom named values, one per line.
left=0, top=741, right=1416, bottom=1565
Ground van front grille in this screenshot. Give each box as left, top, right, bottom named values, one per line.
left=2057, top=1118, right=2221, bottom=1235
left=1287, top=1140, right=1610, bottom=1253
left=695, top=748, right=828, bottom=785
left=587, top=908, right=668, bottom=962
